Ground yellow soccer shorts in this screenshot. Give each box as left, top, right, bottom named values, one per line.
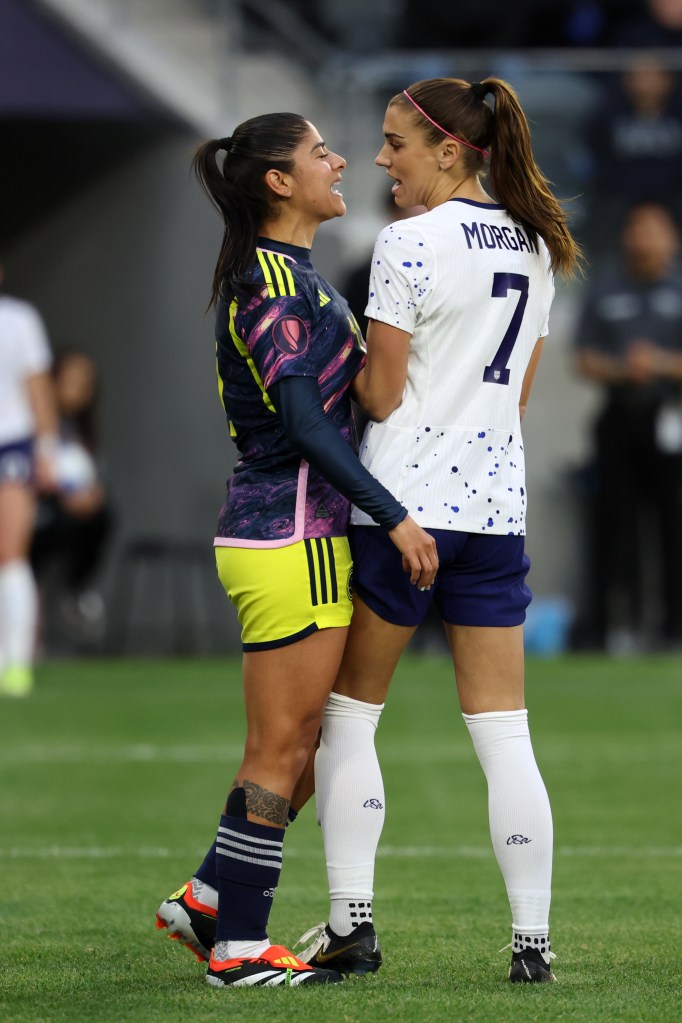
left=215, top=536, right=353, bottom=651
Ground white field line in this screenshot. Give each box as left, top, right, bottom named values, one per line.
left=1, top=741, right=677, bottom=766
left=0, top=744, right=246, bottom=764
left=0, top=845, right=680, bottom=860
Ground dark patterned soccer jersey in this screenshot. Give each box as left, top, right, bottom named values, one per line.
left=214, top=238, right=365, bottom=546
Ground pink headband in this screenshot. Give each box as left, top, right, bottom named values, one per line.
left=402, top=90, right=489, bottom=158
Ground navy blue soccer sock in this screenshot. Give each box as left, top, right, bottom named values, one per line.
left=195, top=840, right=219, bottom=889
left=214, top=812, right=285, bottom=942
left=195, top=806, right=298, bottom=892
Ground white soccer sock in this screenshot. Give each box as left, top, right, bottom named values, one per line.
left=213, top=938, right=270, bottom=961
left=0, top=560, right=38, bottom=667
left=463, top=710, right=553, bottom=937
left=315, top=692, right=385, bottom=936
left=191, top=877, right=219, bottom=911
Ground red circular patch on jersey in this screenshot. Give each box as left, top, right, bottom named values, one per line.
left=272, top=315, right=310, bottom=356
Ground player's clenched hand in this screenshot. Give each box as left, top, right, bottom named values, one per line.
left=387, top=515, right=438, bottom=589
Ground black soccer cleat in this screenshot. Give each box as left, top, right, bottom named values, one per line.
left=508, top=947, right=556, bottom=983
left=296, top=921, right=382, bottom=976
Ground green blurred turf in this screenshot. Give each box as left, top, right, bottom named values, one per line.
left=0, top=654, right=681, bottom=1022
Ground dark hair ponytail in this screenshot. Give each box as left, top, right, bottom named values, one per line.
left=193, top=112, right=311, bottom=306
left=396, top=78, right=584, bottom=277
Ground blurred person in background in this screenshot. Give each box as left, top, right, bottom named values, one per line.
left=609, top=0, right=682, bottom=46
left=574, top=201, right=682, bottom=654
left=0, top=265, right=58, bottom=697
left=583, top=56, right=682, bottom=253
left=31, top=351, right=112, bottom=649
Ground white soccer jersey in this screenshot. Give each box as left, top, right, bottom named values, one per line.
left=0, top=296, right=52, bottom=445
left=352, top=198, right=555, bottom=535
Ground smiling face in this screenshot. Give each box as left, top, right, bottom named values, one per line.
left=375, top=102, right=444, bottom=210
left=288, top=122, right=347, bottom=225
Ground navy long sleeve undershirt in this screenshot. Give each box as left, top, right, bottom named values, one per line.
left=270, top=375, right=407, bottom=531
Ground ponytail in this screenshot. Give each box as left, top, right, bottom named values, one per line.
left=192, top=113, right=311, bottom=307
left=482, top=78, right=584, bottom=278
left=396, top=78, right=584, bottom=278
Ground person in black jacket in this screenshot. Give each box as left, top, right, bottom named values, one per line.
left=575, top=201, right=682, bottom=652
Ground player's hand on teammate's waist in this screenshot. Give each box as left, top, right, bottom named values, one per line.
left=388, top=516, right=438, bottom=589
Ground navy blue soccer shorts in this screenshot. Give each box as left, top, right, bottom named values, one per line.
left=349, top=525, right=532, bottom=628
left=0, top=438, right=34, bottom=486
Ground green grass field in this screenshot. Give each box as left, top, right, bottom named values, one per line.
left=1, top=654, right=681, bottom=1023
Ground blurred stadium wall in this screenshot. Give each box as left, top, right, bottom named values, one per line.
left=3, top=0, right=675, bottom=652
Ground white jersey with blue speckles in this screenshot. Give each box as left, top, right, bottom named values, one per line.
left=352, top=198, right=555, bottom=534
left=0, top=296, right=52, bottom=446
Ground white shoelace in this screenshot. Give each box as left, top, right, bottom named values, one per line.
left=295, top=921, right=327, bottom=950
left=499, top=941, right=556, bottom=963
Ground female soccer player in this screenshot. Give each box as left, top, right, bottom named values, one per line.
left=0, top=268, right=57, bottom=697
left=155, top=112, right=437, bottom=988
left=297, top=77, right=583, bottom=983
left=31, top=351, right=112, bottom=641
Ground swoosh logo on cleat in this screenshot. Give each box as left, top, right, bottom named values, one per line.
left=314, top=943, right=360, bottom=963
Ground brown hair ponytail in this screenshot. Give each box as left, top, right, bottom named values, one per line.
left=395, top=78, right=584, bottom=277
left=482, top=78, right=583, bottom=277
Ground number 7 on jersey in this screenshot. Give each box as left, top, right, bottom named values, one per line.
left=483, top=273, right=530, bottom=386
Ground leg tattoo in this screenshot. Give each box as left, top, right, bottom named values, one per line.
left=242, top=778, right=289, bottom=826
